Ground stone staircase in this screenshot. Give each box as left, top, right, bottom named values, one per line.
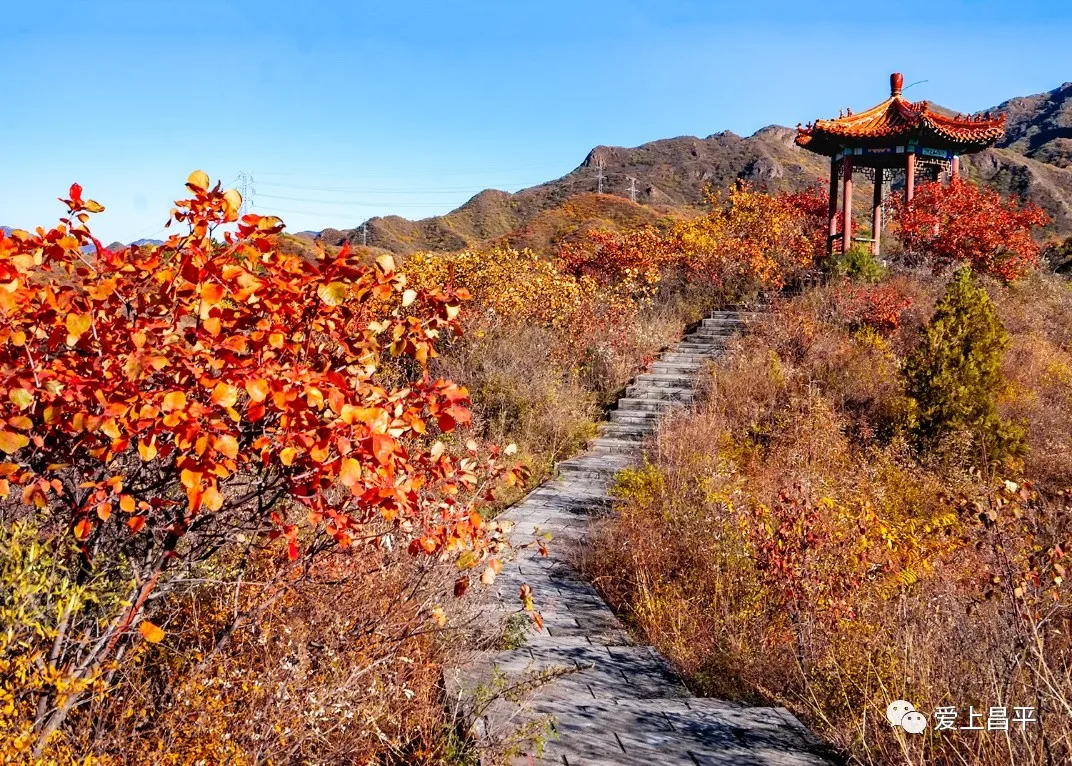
left=452, top=310, right=842, bottom=765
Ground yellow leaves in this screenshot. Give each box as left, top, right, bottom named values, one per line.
left=8, top=389, right=33, bottom=411
left=139, top=620, right=166, bottom=643
left=84, top=199, right=105, bottom=214
left=214, top=434, right=239, bottom=460
left=256, top=215, right=284, bottom=233
left=280, top=447, right=298, bottom=466
left=138, top=438, right=158, bottom=462
left=339, top=457, right=362, bottom=487
left=65, top=313, right=92, bottom=345
left=0, top=431, right=29, bottom=454
left=430, top=605, right=447, bottom=627
left=317, top=281, right=348, bottom=307
left=161, top=391, right=186, bottom=412
left=210, top=382, right=239, bottom=408
left=119, top=494, right=136, bottom=513
left=222, top=188, right=243, bottom=218
left=375, top=254, right=396, bottom=273
left=186, top=170, right=210, bottom=192
left=245, top=378, right=270, bottom=402
left=401, top=288, right=417, bottom=307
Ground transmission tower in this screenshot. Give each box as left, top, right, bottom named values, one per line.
left=627, top=177, right=638, bottom=203
left=362, top=222, right=368, bottom=247
left=236, top=171, right=255, bottom=215
left=596, top=157, right=605, bottom=194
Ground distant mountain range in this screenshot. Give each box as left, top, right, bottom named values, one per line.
left=311, top=81, right=1072, bottom=254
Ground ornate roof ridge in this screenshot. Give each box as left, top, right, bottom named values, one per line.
left=795, top=73, right=1006, bottom=154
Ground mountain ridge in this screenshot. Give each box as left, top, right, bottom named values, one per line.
left=315, top=81, right=1072, bottom=254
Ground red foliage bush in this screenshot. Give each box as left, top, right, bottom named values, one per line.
left=894, top=177, right=1049, bottom=281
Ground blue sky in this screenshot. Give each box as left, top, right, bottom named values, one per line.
left=2, top=0, right=1069, bottom=243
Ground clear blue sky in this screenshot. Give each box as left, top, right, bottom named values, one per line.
left=2, top=0, right=1069, bottom=243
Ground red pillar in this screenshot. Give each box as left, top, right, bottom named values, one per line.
left=841, top=156, right=854, bottom=254
left=951, top=155, right=960, bottom=183
left=872, top=168, right=883, bottom=256
left=905, top=152, right=916, bottom=203
left=827, top=156, right=840, bottom=256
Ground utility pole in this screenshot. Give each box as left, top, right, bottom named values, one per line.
left=627, top=176, right=638, bottom=203
left=596, top=157, right=605, bottom=194
left=236, top=171, right=255, bottom=215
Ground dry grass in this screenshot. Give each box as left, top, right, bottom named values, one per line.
left=585, top=268, right=1072, bottom=765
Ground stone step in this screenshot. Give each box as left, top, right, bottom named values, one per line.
left=459, top=644, right=691, bottom=703
left=623, top=385, right=695, bottom=399
left=609, top=410, right=660, bottom=424
left=634, top=373, right=698, bottom=388
left=660, top=352, right=714, bottom=363
left=495, top=698, right=840, bottom=765
left=674, top=340, right=725, bottom=350
left=616, top=397, right=681, bottom=411
left=651, top=360, right=703, bottom=373
left=557, top=452, right=637, bottom=477
left=589, top=437, right=643, bottom=454
left=702, top=318, right=745, bottom=327
left=597, top=423, right=653, bottom=440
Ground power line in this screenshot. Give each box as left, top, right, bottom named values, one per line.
left=256, top=181, right=538, bottom=195
left=251, top=162, right=568, bottom=179
left=256, top=193, right=455, bottom=209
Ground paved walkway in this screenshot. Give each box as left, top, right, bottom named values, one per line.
left=452, top=311, right=842, bottom=765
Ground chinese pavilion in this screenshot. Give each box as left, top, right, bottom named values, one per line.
left=796, top=73, right=1005, bottom=255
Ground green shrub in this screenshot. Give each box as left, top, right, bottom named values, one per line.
left=823, top=244, right=886, bottom=283
left=902, top=267, right=1025, bottom=464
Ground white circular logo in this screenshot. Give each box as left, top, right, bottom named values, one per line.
left=886, top=700, right=915, bottom=726
left=902, top=710, right=928, bottom=734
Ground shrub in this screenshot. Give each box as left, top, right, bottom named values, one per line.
left=823, top=244, right=886, bottom=283
left=0, top=174, right=523, bottom=757
left=902, top=267, right=1025, bottom=464
left=894, top=177, right=1049, bottom=281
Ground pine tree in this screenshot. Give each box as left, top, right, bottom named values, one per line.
left=902, top=267, right=1024, bottom=464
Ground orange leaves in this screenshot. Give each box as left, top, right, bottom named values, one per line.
left=162, top=392, right=186, bottom=412
left=372, top=433, right=396, bottom=464
left=139, top=620, right=166, bottom=643
left=73, top=518, right=93, bottom=540
left=245, top=379, right=269, bottom=403
left=210, top=382, right=239, bottom=408
left=1, top=172, right=520, bottom=574
left=200, top=282, right=226, bottom=306
left=339, top=457, right=362, bottom=487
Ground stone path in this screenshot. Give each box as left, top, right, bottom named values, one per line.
left=451, top=310, right=842, bottom=765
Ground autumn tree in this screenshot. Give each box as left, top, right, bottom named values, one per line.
left=671, top=183, right=825, bottom=294
left=894, top=177, right=1049, bottom=281
left=0, top=173, right=522, bottom=754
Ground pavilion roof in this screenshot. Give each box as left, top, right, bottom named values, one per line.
left=795, top=73, right=1006, bottom=156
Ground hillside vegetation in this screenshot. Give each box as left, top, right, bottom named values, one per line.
left=310, top=82, right=1072, bottom=256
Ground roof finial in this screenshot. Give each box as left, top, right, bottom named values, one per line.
left=891, top=72, right=904, bottom=97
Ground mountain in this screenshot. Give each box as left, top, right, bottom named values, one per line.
left=995, top=82, right=1072, bottom=168
left=1, top=226, right=11, bottom=236
left=320, top=126, right=833, bottom=254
